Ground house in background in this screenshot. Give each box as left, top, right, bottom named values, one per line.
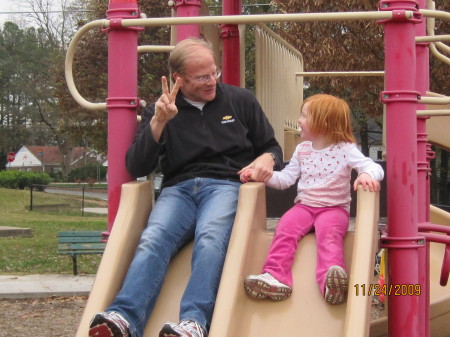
left=5, top=145, right=105, bottom=175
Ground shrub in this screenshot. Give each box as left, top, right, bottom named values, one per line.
left=0, top=171, right=51, bottom=190
left=69, top=164, right=107, bottom=182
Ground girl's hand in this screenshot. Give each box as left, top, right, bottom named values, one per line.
left=239, top=168, right=254, bottom=183
left=237, top=153, right=275, bottom=182
left=353, top=172, right=380, bottom=192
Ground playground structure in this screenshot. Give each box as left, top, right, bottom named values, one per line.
left=64, top=1, right=450, bottom=336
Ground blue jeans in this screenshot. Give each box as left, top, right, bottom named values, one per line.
left=107, top=178, right=241, bottom=337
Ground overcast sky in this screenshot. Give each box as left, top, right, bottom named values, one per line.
left=0, top=1, right=32, bottom=26
left=0, top=2, right=15, bottom=25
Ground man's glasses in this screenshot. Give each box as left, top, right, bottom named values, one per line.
left=183, top=68, right=222, bottom=84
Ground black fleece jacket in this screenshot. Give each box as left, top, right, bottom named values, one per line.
left=126, top=83, right=282, bottom=188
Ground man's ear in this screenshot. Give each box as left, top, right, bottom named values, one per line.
left=172, top=72, right=182, bottom=84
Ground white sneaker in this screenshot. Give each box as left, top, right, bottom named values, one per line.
left=159, top=320, right=207, bottom=337
left=244, top=272, right=292, bottom=301
left=324, top=265, right=348, bottom=305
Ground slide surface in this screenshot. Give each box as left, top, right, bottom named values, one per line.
left=76, top=181, right=380, bottom=337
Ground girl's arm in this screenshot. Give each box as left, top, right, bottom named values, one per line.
left=239, top=145, right=303, bottom=189
left=347, top=143, right=384, bottom=191
left=265, top=148, right=302, bottom=190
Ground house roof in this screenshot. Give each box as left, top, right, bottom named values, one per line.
left=6, top=145, right=103, bottom=168
left=26, top=146, right=61, bottom=165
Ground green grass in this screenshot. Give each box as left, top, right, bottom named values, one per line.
left=30, top=188, right=107, bottom=216
left=0, top=188, right=107, bottom=275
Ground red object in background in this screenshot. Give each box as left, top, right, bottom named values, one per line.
left=378, top=275, right=386, bottom=304
left=7, top=152, right=15, bottom=162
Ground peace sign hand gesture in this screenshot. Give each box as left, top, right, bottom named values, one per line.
left=154, top=76, right=181, bottom=124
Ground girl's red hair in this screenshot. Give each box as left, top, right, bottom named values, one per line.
left=302, top=94, right=356, bottom=144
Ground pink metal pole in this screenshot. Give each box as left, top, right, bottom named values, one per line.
left=378, top=1, right=423, bottom=336
left=105, top=0, right=141, bottom=233
left=221, top=0, right=241, bottom=86
left=415, top=0, right=430, bottom=335
left=174, top=0, right=201, bottom=41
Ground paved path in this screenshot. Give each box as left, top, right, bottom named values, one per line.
left=0, top=274, right=95, bottom=299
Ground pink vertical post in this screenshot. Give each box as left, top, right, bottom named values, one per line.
left=221, top=0, right=241, bottom=86
left=174, top=0, right=201, bottom=41
left=105, top=0, right=141, bottom=233
left=415, top=0, right=430, bottom=336
left=378, top=1, right=423, bottom=336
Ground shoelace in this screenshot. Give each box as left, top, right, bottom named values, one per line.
left=178, top=321, right=206, bottom=337
left=108, top=312, right=130, bottom=335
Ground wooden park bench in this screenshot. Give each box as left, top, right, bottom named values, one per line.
left=58, top=231, right=106, bottom=275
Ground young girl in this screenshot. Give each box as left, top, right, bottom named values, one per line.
left=239, top=94, right=384, bottom=305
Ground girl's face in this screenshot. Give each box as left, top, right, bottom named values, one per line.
left=298, top=102, right=313, bottom=141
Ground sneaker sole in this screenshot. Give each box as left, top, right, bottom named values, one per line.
left=244, top=278, right=292, bottom=301
left=89, top=322, right=121, bottom=337
left=89, top=314, right=126, bottom=337
left=325, top=266, right=348, bottom=305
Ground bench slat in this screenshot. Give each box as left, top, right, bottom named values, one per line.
left=59, top=250, right=105, bottom=255
left=58, top=231, right=103, bottom=237
left=57, top=230, right=106, bottom=275
left=58, top=243, right=106, bottom=251
left=58, top=237, right=103, bottom=243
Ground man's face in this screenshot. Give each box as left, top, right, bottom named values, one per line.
left=175, top=46, right=218, bottom=103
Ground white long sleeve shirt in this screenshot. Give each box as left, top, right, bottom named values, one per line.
left=266, top=141, right=384, bottom=212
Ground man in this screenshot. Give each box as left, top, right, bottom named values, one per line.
left=89, top=38, right=282, bottom=337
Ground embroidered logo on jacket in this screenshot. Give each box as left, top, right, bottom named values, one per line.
left=221, top=115, right=236, bottom=124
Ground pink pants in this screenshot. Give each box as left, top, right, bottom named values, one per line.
left=262, top=203, right=349, bottom=294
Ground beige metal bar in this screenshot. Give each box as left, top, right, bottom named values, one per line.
left=256, top=23, right=303, bottom=59
left=296, top=71, right=384, bottom=77
left=420, top=9, right=450, bottom=21
left=420, top=96, right=450, bottom=105
left=284, top=126, right=301, bottom=133
left=255, top=24, right=303, bottom=160
left=416, top=35, right=450, bottom=42
left=429, top=43, right=450, bottom=65
left=422, top=5, right=450, bottom=66
left=117, top=11, right=399, bottom=28
left=417, top=110, right=450, bottom=116
left=65, top=19, right=108, bottom=111
left=138, top=45, right=174, bottom=53
left=436, top=41, right=450, bottom=54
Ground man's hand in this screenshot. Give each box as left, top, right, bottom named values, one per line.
left=150, top=76, right=181, bottom=141
left=154, top=76, right=181, bottom=123
left=237, top=153, right=275, bottom=182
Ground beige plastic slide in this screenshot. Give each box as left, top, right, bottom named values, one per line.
left=76, top=180, right=380, bottom=337
left=209, top=183, right=380, bottom=337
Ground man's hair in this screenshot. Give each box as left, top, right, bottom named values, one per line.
left=168, top=38, right=215, bottom=74
left=302, top=94, right=356, bottom=144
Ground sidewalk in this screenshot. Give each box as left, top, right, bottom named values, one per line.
left=0, top=274, right=95, bottom=299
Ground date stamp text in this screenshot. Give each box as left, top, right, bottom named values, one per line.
left=354, top=283, right=421, bottom=296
